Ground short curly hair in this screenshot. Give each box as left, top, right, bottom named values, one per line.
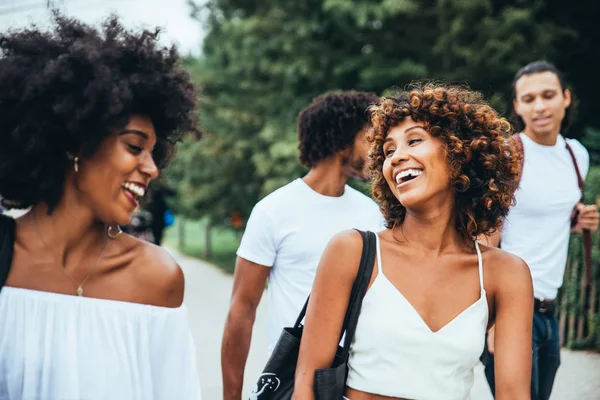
left=368, top=83, right=520, bottom=240
left=297, top=90, right=379, bottom=167
left=0, top=13, right=199, bottom=210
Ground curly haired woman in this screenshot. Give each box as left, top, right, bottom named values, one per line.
left=0, top=14, right=202, bottom=400
left=293, top=84, right=533, bottom=400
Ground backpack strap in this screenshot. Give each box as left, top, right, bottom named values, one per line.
left=0, top=215, right=16, bottom=292
left=565, top=142, right=585, bottom=191
left=565, top=142, right=592, bottom=287
left=512, top=133, right=592, bottom=287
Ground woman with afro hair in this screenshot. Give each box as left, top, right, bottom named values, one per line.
left=293, top=84, right=533, bottom=399
left=0, top=14, right=202, bottom=399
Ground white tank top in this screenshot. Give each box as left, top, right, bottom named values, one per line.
left=346, top=234, right=488, bottom=399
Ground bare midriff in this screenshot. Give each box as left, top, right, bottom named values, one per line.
left=345, top=386, right=409, bottom=400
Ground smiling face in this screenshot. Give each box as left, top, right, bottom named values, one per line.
left=382, top=117, right=453, bottom=210
left=514, top=71, right=571, bottom=142
left=72, top=115, right=159, bottom=226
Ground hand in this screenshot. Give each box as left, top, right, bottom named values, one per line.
left=572, top=203, right=600, bottom=233
left=487, top=325, right=495, bottom=354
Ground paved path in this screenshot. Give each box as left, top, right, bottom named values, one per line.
left=170, top=248, right=600, bottom=400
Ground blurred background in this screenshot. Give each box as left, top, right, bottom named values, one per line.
left=2, top=1, right=600, bottom=398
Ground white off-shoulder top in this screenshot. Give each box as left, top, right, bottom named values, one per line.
left=0, top=286, right=202, bottom=400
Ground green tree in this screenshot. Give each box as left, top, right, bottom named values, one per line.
left=176, top=0, right=583, bottom=226
left=580, top=127, right=600, bottom=166
left=539, top=0, right=600, bottom=138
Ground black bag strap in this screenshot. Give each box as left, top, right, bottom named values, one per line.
left=294, top=294, right=310, bottom=327
left=0, top=215, right=16, bottom=292
left=339, top=230, right=376, bottom=359
left=293, top=230, right=377, bottom=358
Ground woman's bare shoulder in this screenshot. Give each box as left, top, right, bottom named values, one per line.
left=479, top=244, right=532, bottom=293
left=318, top=229, right=371, bottom=280
left=327, top=229, right=364, bottom=249
left=120, top=235, right=184, bottom=307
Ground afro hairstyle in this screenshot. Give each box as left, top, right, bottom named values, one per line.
left=297, top=90, right=379, bottom=168
left=0, top=13, right=199, bottom=210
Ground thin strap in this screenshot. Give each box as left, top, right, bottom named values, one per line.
left=565, top=141, right=592, bottom=286
left=474, top=240, right=484, bottom=292
left=565, top=141, right=585, bottom=191
left=374, top=233, right=382, bottom=275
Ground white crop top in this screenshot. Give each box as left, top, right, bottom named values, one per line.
left=346, top=234, right=489, bottom=399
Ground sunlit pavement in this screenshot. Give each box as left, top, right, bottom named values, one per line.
left=169, top=247, right=600, bottom=400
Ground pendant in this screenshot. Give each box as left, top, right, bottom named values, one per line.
left=76, top=287, right=84, bottom=296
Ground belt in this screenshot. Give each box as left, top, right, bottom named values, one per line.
left=534, top=298, right=556, bottom=315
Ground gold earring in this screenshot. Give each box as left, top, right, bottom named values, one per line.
left=107, top=225, right=122, bottom=239
left=74, top=156, right=79, bottom=173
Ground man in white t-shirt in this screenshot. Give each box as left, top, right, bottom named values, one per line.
left=481, top=61, right=599, bottom=400
left=221, top=91, right=383, bottom=400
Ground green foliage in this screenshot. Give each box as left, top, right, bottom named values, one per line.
left=163, top=217, right=239, bottom=273
left=560, top=166, right=600, bottom=350
left=175, top=0, right=600, bottom=349
left=580, top=126, right=600, bottom=167
left=593, top=314, right=600, bottom=350
left=172, top=0, right=600, bottom=230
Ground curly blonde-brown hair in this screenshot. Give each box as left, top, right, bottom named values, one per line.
left=368, top=83, right=521, bottom=240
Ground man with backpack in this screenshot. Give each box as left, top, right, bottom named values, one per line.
left=481, top=61, right=599, bottom=399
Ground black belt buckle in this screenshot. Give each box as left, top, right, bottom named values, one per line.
left=535, top=298, right=555, bottom=314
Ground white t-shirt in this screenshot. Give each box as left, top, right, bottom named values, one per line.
left=501, top=133, right=589, bottom=300
left=237, top=178, right=384, bottom=351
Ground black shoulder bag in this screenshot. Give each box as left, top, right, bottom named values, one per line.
left=0, top=215, right=16, bottom=293
left=249, top=230, right=377, bottom=400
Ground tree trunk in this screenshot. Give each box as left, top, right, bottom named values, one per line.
left=566, top=257, right=580, bottom=346
left=178, top=218, right=185, bottom=249
left=559, top=288, right=568, bottom=345
left=568, top=312, right=577, bottom=346
left=204, top=222, right=212, bottom=260
left=559, top=257, right=572, bottom=345
left=559, top=310, right=568, bottom=346
left=437, top=0, right=451, bottom=74
left=589, top=279, right=597, bottom=340
left=577, top=271, right=586, bottom=340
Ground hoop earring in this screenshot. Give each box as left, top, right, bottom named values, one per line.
left=73, top=157, right=79, bottom=173
left=107, top=225, right=122, bottom=240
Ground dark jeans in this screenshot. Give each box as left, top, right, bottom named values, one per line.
left=481, top=309, right=561, bottom=400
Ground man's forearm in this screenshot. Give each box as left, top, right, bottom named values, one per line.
left=221, top=308, right=256, bottom=400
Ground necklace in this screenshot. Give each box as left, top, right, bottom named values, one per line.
left=31, top=211, right=109, bottom=297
